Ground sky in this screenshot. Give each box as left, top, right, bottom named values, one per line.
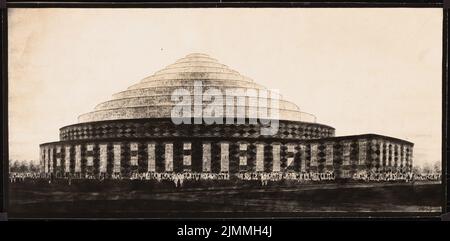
left=8, top=8, right=442, bottom=168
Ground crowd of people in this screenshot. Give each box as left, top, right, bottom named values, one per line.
left=128, top=172, right=230, bottom=187
left=9, top=172, right=43, bottom=183
left=413, top=173, right=441, bottom=181
left=10, top=170, right=441, bottom=187
left=237, top=171, right=335, bottom=186
left=352, top=171, right=416, bottom=182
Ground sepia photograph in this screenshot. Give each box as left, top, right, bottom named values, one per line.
left=6, top=7, right=444, bottom=218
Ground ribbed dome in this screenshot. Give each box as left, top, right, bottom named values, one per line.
left=78, top=53, right=316, bottom=123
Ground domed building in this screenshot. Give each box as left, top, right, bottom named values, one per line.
left=40, top=53, right=413, bottom=180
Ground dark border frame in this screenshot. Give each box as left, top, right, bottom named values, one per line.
left=0, top=1, right=448, bottom=221
left=2, top=0, right=446, bottom=8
